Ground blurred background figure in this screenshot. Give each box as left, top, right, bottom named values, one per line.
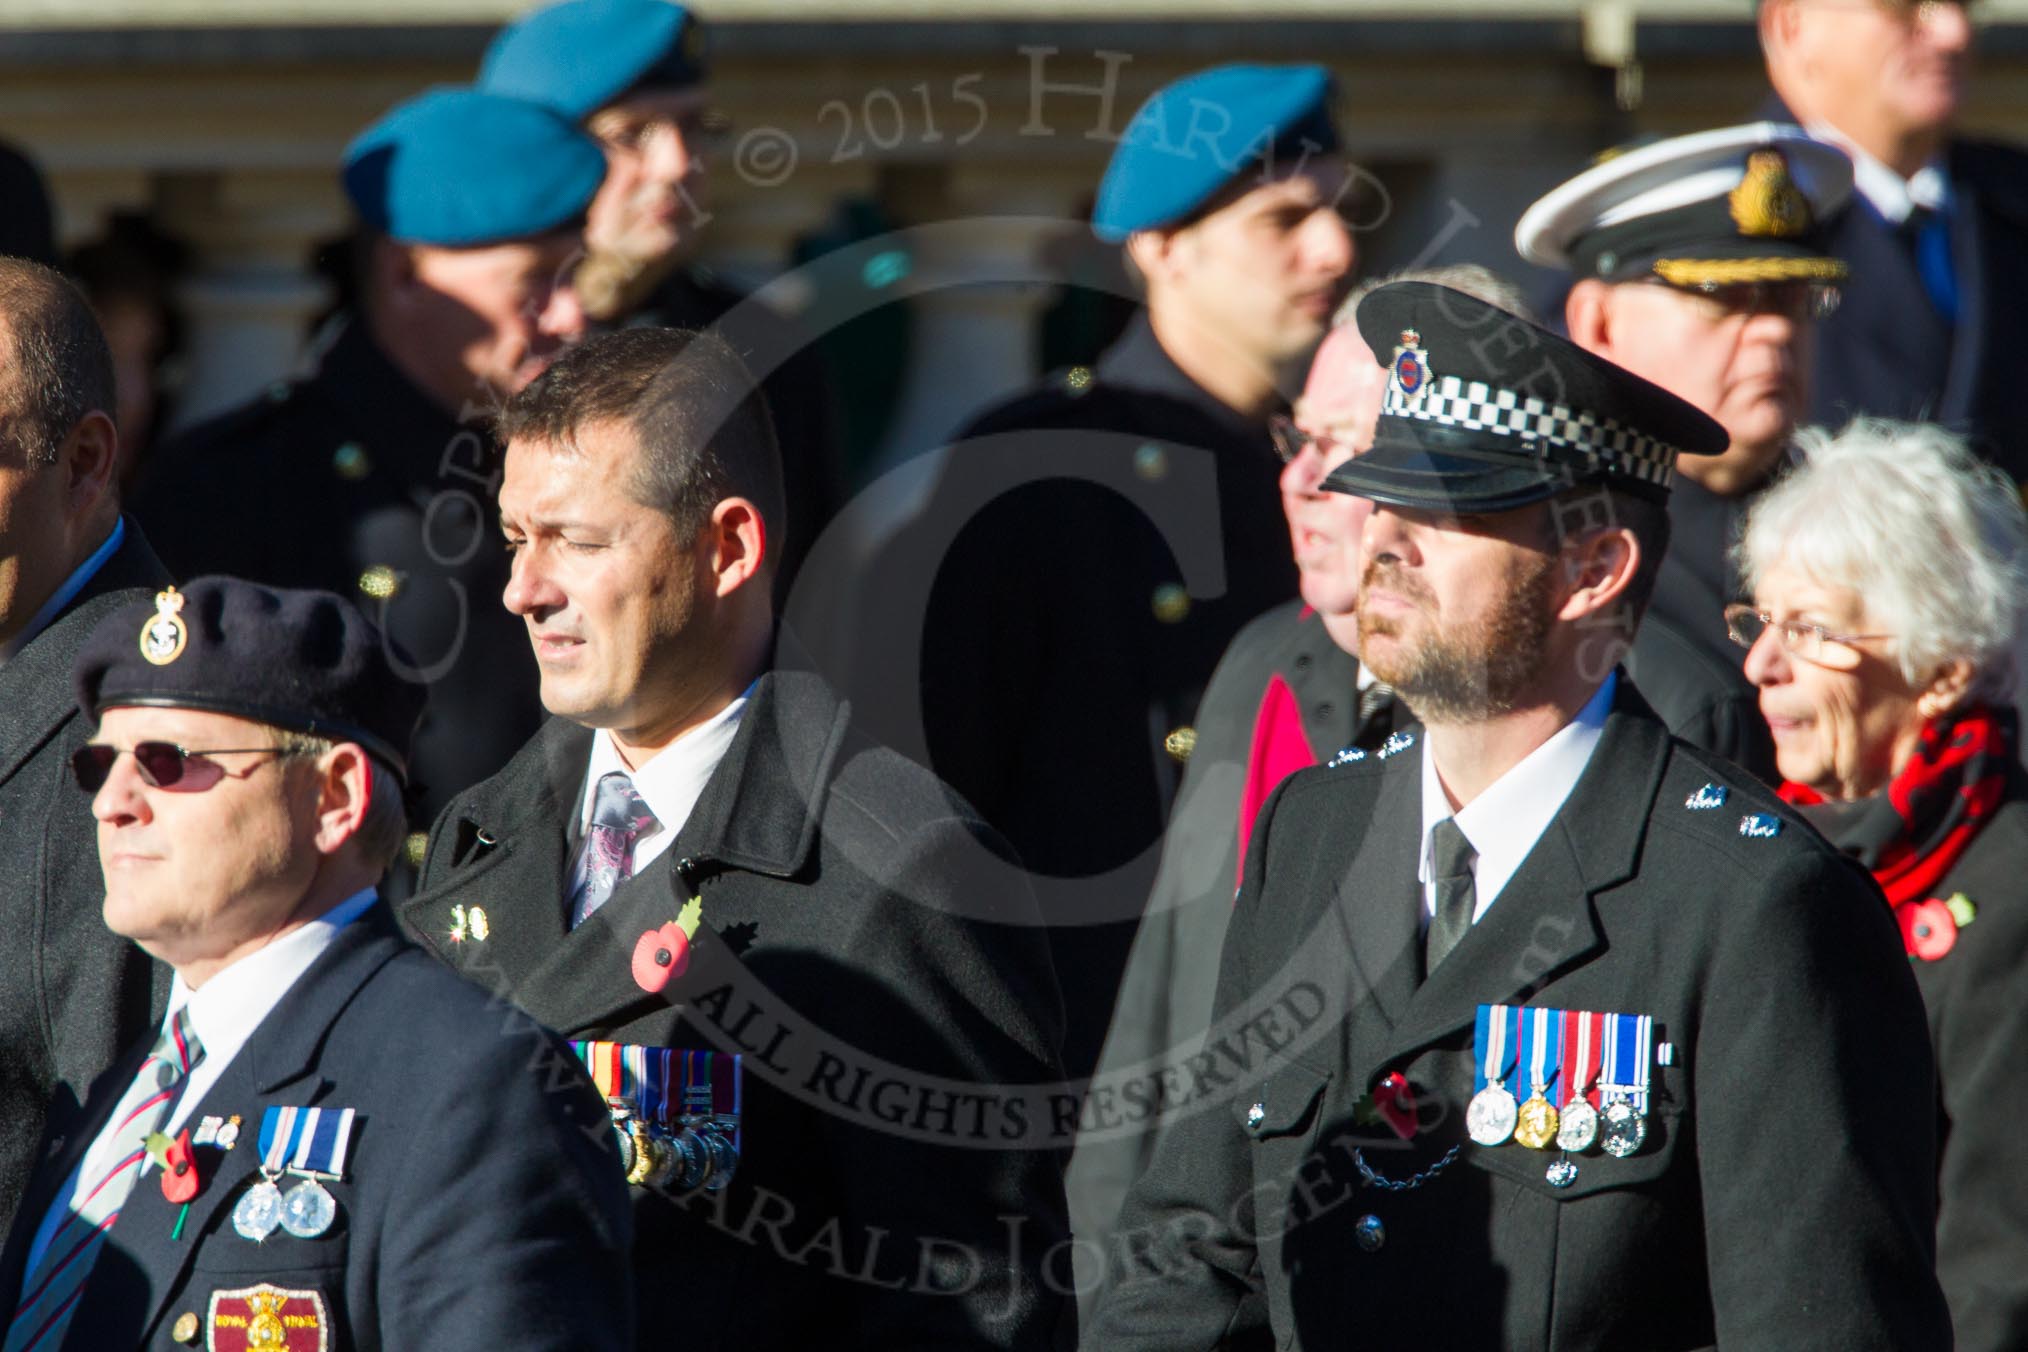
left=1519, top=122, right=1856, bottom=780
left=479, top=0, right=844, bottom=593
left=66, top=219, right=185, bottom=485
left=0, top=142, right=56, bottom=268
left=0, top=257, right=168, bottom=1242
left=1761, top=0, right=2028, bottom=482
left=844, top=64, right=1354, bottom=1083
left=1734, top=416, right=2028, bottom=1351
left=129, top=89, right=603, bottom=854
left=1063, top=262, right=1517, bottom=1311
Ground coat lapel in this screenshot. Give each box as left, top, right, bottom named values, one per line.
left=1327, top=752, right=1424, bottom=1033
left=1367, top=687, right=1670, bottom=1083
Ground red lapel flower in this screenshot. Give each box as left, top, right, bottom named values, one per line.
left=631, top=923, right=692, bottom=994
left=1899, top=898, right=1959, bottom=962
left=159, top=1128, right=200, bottom=1204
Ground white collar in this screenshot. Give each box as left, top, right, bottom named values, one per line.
left=1805, top=121, right=1949, bottom=224
left=1418, top=672, right=1616, bottom=921
left=166, top=887, right=378, bottom=1105
left=576, top=684, right=753, bottom=860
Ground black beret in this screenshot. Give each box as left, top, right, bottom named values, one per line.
left=74, top=576, right=426, bottom=780
left=1321, top=281, right=1727, bottom=513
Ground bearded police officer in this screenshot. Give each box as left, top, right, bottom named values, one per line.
left=851, top=65, right=1355, bottom=1083
left=0, top=577, right=631, bottom=1351
left=133, top=89, right=605, bottom=838
left=1087, top=283, right=1949, bottom=1349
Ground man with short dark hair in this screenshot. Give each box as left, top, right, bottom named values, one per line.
left=0, top=576, right=633, bottom=1352
left=403, top=327, right=1068, bottom=1350
left=1089, top=283, right=1949, bottom=1349
left=133, top=88, right=605, bottom=838
left=0, top=257, right=169, bottom=1240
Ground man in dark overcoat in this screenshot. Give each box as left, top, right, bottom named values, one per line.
left=1761, top=0, right=2028, bottom=482
left=401, top=327, right=1070, bottom=1349
left=1086, top=283, right=1950, bottom=1350
left=0, top=259, right=169, bottom=1240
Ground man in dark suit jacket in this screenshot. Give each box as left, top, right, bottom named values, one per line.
left=402, top=327, right=1070, bottom=1349
left=1088, top=283, right=1949, bottom=1349
left=0, top=259, right=168, bottom=1240
left=0, top=576, right=632, bottom=1351
left=1761, top=0, right=2028, bottom=481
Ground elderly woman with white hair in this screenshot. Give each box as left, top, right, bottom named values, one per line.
left=1732, top=417, right=2028, bottom=1350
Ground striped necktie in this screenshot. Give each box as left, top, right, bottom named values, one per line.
left=6, top=1006, right=204, bottom=1352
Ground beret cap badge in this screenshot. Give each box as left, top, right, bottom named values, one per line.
left=139, top=587, right=189, bottom=667
left=1390, top=328, right=1433, bottom=403
left=1728, top=149, right=1811, bottom=240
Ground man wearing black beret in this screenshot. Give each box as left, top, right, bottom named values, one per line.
left=0, top=577, right=633, bottom=1352
left=1088, top=283, right=1949, bottom=1349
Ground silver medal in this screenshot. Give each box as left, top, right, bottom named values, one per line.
left=1556, top=1098, right=1599, bottom=1152
left=1545, top=1156, right=1579, bottom=1188
left=1600, top=1099, right=1647, bottom=1158
left=232, top=1177, right=285, bottom=1242
left=279, top=1177, right=337, bottom=1239
left=1465, top=1084, right=1518, bottom=1146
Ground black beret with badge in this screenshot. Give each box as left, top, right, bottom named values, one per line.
left=74, top=575, right=426, bottom=780
left=1320, top=280, right=1727, bottom=513
left=1514, top=121, right=1854, bottom=289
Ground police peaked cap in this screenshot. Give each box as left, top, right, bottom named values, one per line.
left=1321, top=281, right=1726, bottom=513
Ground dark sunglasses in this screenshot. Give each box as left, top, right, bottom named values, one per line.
left=70, top=742, right=285, bottom=793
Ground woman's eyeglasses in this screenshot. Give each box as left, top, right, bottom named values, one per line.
left=1723, top=604, right=1892, bottom=666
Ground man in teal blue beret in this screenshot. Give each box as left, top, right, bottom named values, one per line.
left=860, top=64, right=1357, bottom=1093
left=132, top=87, right=607, bottom=848
left=477, top=0, right=843, bottom=592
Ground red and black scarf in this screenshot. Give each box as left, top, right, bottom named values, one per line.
left=1780, top=704, right=2014, bottom=906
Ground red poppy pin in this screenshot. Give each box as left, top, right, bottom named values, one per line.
left=158, top=1128, right=200, bottom=1204
left=1373, top=1072, right=1419, bottom=1142
left=1899, top=898, right=1959, bottom=962
left=631, top=896, right=704, bottom=994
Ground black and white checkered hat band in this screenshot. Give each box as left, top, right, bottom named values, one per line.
left=1384, top=374, right=1677, bottom=488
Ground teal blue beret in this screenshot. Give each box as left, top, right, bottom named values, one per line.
left=342, top=87, right=607, bottom=247
left=478, top=0, right=709, bottom=123
left=1092, top=64, right=1340, bottom=244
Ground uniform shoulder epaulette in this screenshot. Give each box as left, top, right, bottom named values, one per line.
left=1328, top=728, right=1417, bottom=769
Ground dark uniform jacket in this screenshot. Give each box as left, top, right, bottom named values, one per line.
left=1763, top=97, right=2028, bottom=481
left=131, top=318, right=541, bottom=827
left=852, top=313, right=1296, bottom=1082
left=1089, top=681, right=1950, bottom=1351
left=0, top=905, right=634, bottom=1351
left=620, top=265, right=845, bottom=596
left=402, top=669, right=1071, bottom=1351
left=1896, top=766, right=2028, bottom=1351
left=0, top=522, right=169, bottom=1241
left=1626, top=606, right=1777, bottom=784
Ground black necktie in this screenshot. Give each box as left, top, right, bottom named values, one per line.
left=1423, top=817, right=1477, bottom=977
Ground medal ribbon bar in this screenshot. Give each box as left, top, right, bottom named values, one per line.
left=1473, top=1004, right=1518, bottom=1094
left=1521, top=1006, right=1563, bottom=1099
left=255, top=1105, right=356, bottom=1180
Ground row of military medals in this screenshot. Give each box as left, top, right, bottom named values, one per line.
left=1465, top=1005, right=1653, bottom=1187
left=230, top=1106, right=354, bottom=1241
left=580, top=1043, right=741, bottom=1193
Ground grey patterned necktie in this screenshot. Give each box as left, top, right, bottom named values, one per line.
left=573, top=771, right=658, bottom=927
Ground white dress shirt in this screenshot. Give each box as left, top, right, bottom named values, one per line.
left=1417, top=672, right=1615, bottom=928
left=24, top=887, right=378, bottom=1275
left=1806, top=121, right=1949, bottom=225
left=567, top=684, right=752, bottom=896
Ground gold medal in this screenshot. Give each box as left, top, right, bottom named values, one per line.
left=1513, top=1084, right=1561, bottom=1150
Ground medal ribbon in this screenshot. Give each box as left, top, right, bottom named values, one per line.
left=1473, top=1004, right=1519, bottom=1094
left=1562, top=1009, right=1605, bottom=1108
left=255, top=1106, right=356, bottom=1180
left=1600, top=1013, right=1654, bottom=1115
left=1521, top=1007, right=1562, bottom=1098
